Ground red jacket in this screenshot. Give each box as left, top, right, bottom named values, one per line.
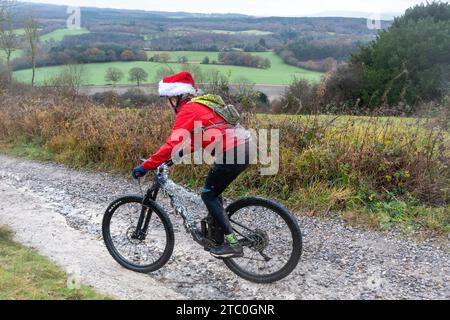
left=142, top=100, right=249, bottom=171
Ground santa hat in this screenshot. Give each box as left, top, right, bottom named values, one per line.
left=159, top=71, right=199, bottom=97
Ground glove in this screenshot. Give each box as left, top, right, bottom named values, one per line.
left=132, top=165, right=148, bottom=179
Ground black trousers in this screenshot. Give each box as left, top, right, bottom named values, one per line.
left=201, top=141, right=251, bottom=236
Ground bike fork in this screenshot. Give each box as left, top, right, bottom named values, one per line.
left=133, top=187, right=159, bottom=240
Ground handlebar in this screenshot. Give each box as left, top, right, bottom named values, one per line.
left=164, top=160, right=174, bottom=167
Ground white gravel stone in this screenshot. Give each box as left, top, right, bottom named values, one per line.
left=0, top=154, right=448, bottom=300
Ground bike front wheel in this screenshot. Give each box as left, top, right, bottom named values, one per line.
left=102, top=196, right=175, bottom=273
left=223, top=197, right=303, bottom=283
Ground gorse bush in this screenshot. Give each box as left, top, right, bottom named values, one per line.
left=350, top=1, right=450, bottom=108
left=283, top=2, right=450, bottom=113
left=273, top=73, right=448, bottom=116
left=0, top=87, right=448, bottom=235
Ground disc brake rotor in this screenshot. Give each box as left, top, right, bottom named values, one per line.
left=126, top=226, right=144, bottom=245
left=248, top=229, right=269, bottom=252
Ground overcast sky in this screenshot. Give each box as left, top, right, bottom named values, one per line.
left=18, top=0, right=426, bottom=17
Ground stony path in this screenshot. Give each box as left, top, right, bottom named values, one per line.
left=0, top=155, right=448, bottom=300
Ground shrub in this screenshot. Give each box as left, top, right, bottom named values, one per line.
left=271, top=78, right=318, bottom=114
left=316, top=63, right=364, bottom=113
left=201, top=56, right=210, bottom=64
left=150, top=53, right=171, bottom=63
left=91, top=91, right=120, bottom=107
left=178, top=56, right=189, bottom=64
left=43, top=64, right=86, bottom=99
left=91, top=89, right=160, bottom=108
left=0, top=87, right=448, bottom=235
left=119, top=89, right=160, bottom=108
left=350, top=2, right=450, bottom=107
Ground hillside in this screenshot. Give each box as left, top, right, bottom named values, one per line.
left=6, top=2, right=392, bottom=86
left=12, top=2, right=391, bottom=48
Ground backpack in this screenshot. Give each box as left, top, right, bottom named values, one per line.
left=190, top=94, right=241, bottom=126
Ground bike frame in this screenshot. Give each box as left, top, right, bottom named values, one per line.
left=134, top=161, right=217, bottom=248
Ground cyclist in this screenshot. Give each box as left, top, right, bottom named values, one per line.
left=132, top=71, right=252, bottom=259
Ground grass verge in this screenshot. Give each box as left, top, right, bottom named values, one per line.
left=0, top=226, right=111, bottom=300
left=0, top=137, right=448, bottom=240
left=0, top=88, right=447, bottom=239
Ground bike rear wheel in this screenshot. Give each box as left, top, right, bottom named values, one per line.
left=223, top=197, right=302, bottom=283
left=102, top=195, right=175, bottom=273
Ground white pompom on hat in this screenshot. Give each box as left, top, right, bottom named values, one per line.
left=158, top=71, right=200, bottom=97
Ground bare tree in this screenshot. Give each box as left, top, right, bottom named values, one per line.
left=105, top=67, right=124, bottom=87
left=128, top=67, right=148, bottom=87
left=159, top=52, right=170, bottom=63
left=0, top=0, right=18, bottom=81
left=24, top=15, right=39, bottom=86
left=66, top=64, right=85, bottom=96
left=45, top=64, right=85, bottom=98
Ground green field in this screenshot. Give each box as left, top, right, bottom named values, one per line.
left=13, top=28, right=28, bottom=35
left=0, top=49, right=23, bottom=61
left=13, top=28, right=44, bottom=35
left=13, top=51, right=323, bottom=85
left=1, top=28, right=76, bottom=62
left=41, top=28, right=90, bottom=42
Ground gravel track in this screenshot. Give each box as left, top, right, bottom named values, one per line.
left=0, top=155, right=448, bottom=300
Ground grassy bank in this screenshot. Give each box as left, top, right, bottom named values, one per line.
left=0, top=226, right=110, bottom=300
left=0, top=88, right=448, bottom=238
left=12, top=51, right=323, bottom=86
left=0, top=49, right=23, bottom=61
left=40, top=28, right=90, bottom=43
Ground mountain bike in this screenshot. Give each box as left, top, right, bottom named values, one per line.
left=102, top=160, right=303, bottom=283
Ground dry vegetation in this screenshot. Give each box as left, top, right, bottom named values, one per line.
left=0, top=84, right=448, bottom=237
